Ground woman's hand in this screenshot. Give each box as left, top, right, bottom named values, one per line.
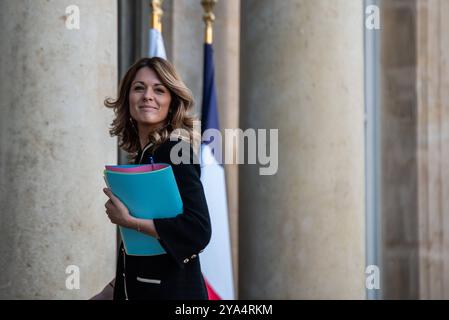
left=103, top=188, right=135, bottom=228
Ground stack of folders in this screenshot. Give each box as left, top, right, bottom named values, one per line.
left=103, top=163, right=183, bottom=256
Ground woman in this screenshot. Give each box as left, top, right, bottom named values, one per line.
left=103, top=57, right=211, bottom=300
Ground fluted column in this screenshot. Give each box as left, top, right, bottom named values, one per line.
left=379, top=0, right=419, bottom=299
left=416, top=0, right=449, bottom=300
left=239, top=0, right=365, bottom=298
left=0, top=0, right=117, bottom=299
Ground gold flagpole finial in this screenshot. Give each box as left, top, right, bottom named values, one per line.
left=201, top=0, right=217, bottom=44
left=151, top=0, right=164, bottom=32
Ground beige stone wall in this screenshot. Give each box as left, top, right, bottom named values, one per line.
left=379, top=0, right=449, bottom=300
left=416, top=0, right=449, bottom=300
left=0, top=0, right=117, bottom=299
left=379, top=0, right=420, bottom=299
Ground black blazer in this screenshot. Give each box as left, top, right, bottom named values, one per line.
left=113, top=138, right=212, bottom=300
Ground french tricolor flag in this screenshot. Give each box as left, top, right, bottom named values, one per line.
left=200, top=43, right=235, bottom=300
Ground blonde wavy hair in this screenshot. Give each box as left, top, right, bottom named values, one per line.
left=104, top=57, right=200, bottom=162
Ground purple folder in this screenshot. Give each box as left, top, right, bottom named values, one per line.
left=105, top=164, right=168, bottom=173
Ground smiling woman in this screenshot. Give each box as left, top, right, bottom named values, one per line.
left=104, top=57, right=199, bottom=159
left=128, top=67, right=172, bottom=149
left=102, top=57, right=211, bottom=300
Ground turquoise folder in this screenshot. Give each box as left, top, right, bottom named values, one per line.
left=104, top=164, right=183, bottom=256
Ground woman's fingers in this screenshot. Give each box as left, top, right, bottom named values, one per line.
left=103, top=188, right=122, bottom=208
left=104, top=199, right=113, bottom=209
left=103, top=188, right=130, bottom=227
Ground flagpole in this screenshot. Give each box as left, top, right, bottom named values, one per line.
left=150, top=0, right=164, bottom=32
left=148, top=0, right=167, bottom=59
left=201, top=0, right=217, bottom=45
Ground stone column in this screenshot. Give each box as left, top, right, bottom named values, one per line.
left=239, top=0, right=365, bottom=298
left=0, top=0, right=117, bottom=299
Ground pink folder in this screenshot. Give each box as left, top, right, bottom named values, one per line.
left=105, top=164, right=168, bottom=173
